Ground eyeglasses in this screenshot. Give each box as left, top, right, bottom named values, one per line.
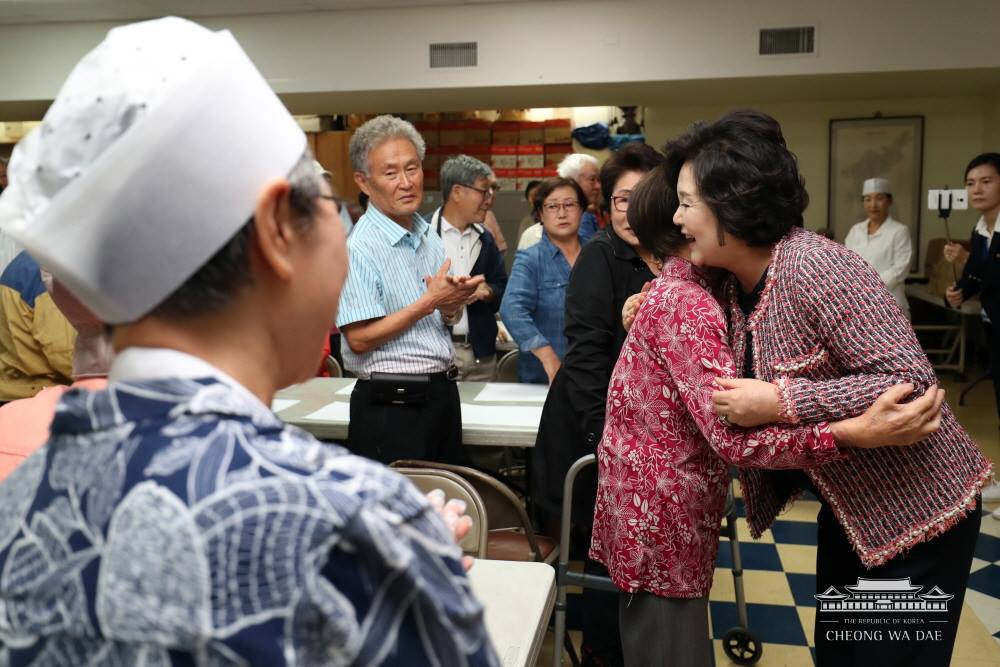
left=542, top=201, right=581, bottom=213
left=610, top=195, right=630, bottom=213
left=459, top=183, right=495, bottom=201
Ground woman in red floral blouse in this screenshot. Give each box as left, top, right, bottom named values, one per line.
left=589, top=166, right=944, bottom=666
left=669, top=110, right=991, bottom=667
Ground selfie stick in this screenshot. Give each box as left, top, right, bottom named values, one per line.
left=937, top=189, right=959, bottom=282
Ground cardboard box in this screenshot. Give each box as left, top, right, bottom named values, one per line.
left=423, top=146, right=445, bottom=170
left=491, top=145, right=518, bottom=169
left=413, top=120, right=440, bottom=148
left=519, top=121, right=544, bottom=145
left=494, top=168, right=517, bottom=191
left=439, top=121, right=464, bottom=146
left=517, top=144, right=544, bottom=169
left=544, top=143, right=573, bottom=169
left=544, top=118, right=572, bottom=144
left=436, top=146, right=462, bottom=162
left=516, top=168, right=544, bottom=191
left=463, top=119, right=492, bottom=145
left=462, top=144, right=492, bottom=165
left=492, top=121, right=521, bottom=145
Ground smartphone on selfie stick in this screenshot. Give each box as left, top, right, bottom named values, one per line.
left=928, top=188, right=968, bottom=281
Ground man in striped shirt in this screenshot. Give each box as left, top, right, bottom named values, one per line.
left=338, top=116, right=484, bottom=464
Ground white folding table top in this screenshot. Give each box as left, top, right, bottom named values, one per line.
left=273, top=377, right=547, bottom=447
left=467, top=559, right=556, bottom=667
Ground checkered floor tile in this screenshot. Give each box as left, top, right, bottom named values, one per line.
left=543, top=497, right=1000, bottom=666
left=704, top=498, right=1000, bottom=666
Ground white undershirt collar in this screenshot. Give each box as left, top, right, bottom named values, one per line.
left=109, top=346, right=266, bottom=410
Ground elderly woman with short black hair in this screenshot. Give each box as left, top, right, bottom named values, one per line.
left=592, top=161, right=946, bottom=667
left=670, top=110, right=990, bottom=667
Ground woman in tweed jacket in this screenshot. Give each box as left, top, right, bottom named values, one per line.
left=668, top=110, right=992, bottom=667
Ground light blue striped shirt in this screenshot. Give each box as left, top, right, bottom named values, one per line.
left=337, top=205, right=454, bottom=378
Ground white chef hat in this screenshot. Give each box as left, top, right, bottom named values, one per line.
left=0, top=17, right=305, bottom=324
left=862, top=178, right=892, bottom=196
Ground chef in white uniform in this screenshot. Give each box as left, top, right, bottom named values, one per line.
left=844, top=177, right=913, bottom=319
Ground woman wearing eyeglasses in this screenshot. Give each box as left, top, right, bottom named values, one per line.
left=529, top=143, right=664, bottom=666
left=500, top=177, right=585, bottom=384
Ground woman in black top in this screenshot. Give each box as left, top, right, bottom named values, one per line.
left=532, top=142, right=663, bottom=667
left=945, top=153, right=1000, bottom=422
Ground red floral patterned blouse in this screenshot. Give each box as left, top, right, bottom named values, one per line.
left=589, top=257, right=840, bottom=598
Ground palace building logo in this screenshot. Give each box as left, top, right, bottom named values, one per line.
left=815, top=577, right=953, bottom=613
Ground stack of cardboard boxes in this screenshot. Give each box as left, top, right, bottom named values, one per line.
left=417, top=119, right=493, bottom=191
left=411, top=116, right=573, bottom=193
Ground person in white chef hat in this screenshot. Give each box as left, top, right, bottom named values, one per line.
left=843, top=177, right=914, bottom=319
left=0, top=17, right=498, bottom=667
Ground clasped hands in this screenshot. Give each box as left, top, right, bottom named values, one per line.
left=712, top=378, right=945, bottom=448
left=425, top=489, right=475, bottom=571
left=423, top=259, right=489, bottom=319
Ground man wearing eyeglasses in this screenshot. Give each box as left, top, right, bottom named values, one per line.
left=431, top=155, right=508, bottom=381
left=339, top=116, right=484, bottom=465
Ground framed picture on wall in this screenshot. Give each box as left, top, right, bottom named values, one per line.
left=827, top=115, right=924, bottom=272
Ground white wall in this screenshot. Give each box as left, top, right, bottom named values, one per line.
left=0, top=0, right=997, bottom=103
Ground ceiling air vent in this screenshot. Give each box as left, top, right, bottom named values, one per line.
left=430, top=42, right=478, bottom=68
left=759, top=26, right=815, bottom=55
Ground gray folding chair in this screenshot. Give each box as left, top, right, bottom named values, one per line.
left=495, top=350, right=520, bottom=383
left=393, top=466, right=489, bottom=558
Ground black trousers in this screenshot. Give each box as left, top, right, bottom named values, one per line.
left=347, top=378, right=467, bottom=466
left=582, top=558, right=624, bottom=664
left=814, top=496, right=982, bottom=667
left=618, top=591, right=710, bottom=667
left=986, top=322, right=1000, bottom=420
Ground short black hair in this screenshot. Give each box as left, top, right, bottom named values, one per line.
left=149, top=151, right=320, bottom=319
left=532, top=177, right=587, bottom=220
left=664, top=109, right=808, bottom=247
left=965, top=153, right=1000, bottom=179
left=600, top=142, right=663, bottom=207
left=627, top=165, right=685, bottom=259
left=524, top=180, right=542, bottom=203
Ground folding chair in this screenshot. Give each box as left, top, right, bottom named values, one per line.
left=393, top=466, right=488, bottom=558
left=496, top=350, right=520, bottom=383
left=393, top=459, right=556, bottom=564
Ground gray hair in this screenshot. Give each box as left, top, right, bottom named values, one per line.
left=349, top=115, right=426, bottom=175
left=440, top=154, right=492, bottom=201
left=557, top=153, right=599, bottom=179
left=150, top=149, right=321, bottom=319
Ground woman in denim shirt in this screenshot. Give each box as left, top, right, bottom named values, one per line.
left=500, top=178, right=586, bottom=384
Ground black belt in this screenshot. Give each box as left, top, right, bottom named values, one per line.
left=359, top=366, right=458, bottom=383
left=451, top=333, right=470, bottom=344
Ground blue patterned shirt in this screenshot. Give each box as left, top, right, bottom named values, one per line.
left=0, top=371, right=498, bottom=665
left=336, top=206, right=454, bottom=379
left=499, top=233, right=577, bottom=384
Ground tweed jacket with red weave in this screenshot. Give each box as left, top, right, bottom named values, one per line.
left=730, top=228, right=992, bottom=568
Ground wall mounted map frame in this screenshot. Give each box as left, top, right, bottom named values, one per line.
left=827, top=115, right=924, bottom=272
